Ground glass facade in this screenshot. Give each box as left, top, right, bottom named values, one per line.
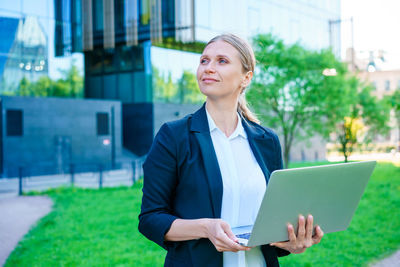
left=0, top=0, right=84, bottom=96
left=194, top=0, right=341, bottom=54
left=152, top=0, right=341, bottom=105
left=1, top=0, right=340, bottom=104
left=151, top=46, right=204, bottom=104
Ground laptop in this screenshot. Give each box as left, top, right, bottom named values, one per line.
left=232, top=161, right=377, bottom=247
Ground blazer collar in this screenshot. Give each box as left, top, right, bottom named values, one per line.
left=190, top=103, right=210, bottom=133
left=190, top=102, right=267, bottom=140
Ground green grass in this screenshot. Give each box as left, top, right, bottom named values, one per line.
left=5, top=162, right=400, bottom=266
left=5, top=183, right=166, bottom=266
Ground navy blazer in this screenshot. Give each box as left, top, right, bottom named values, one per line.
left=139, top=104, right=289, bottom=266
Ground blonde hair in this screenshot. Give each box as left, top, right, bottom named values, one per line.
left=206, top=33, right=260, bottom=124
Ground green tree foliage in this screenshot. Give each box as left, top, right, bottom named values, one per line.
left=18, top=77, right=32, bottom=96
left=152, top=67, right=178, bottom=103
left=178, top=70, right=205, bottom=104
left=335, top=80, right=390, bottom=162
left=16, top=64, right=83, bottom=98
left=152, top=66, right=204, bottom=104
left=385, top=89, right=400, bottom=151
left=248, top=33, right=349, bottom=167
left=164, top=73, right=177, bottom=102
left=152, top=66, right=167, bottom=101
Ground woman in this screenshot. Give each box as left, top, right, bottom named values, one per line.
left=139, top=33, right=324, bottom=267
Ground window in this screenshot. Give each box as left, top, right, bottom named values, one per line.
left=140, top=0, right=150, bottom=26
left=372, top=81, right=377, bottom=90
left=6, top=109, right=23, bottom=136
left=114, top=0, right=125, bottom=32
left=96, top=112, right=109, bottom=135
left=86, top=48, right=103, bottom=74
left=385, top=80, right=390, bottom=91
left=103, top=48, right=116, bottom=73
left=117, top=45, right=134, bottom=71
left=93, top=0, right=104, bottom=32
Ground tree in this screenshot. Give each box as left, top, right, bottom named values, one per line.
left=385, top=89, right=400, bottom=151
left=152, top=66, right=179, bottom=103
left=177, top=70, right=204, bottom=104
left=336, top=117, right=365, bottom=162
left=247, top=34, right=350, bottom=167
left=18, top=77, right=32, bottom=96
left=59, top=64, right=84, bottom=97
left=164, top=73, right=177, bottom=102
left=16, top=63, right=83, bottom=98
left=333, top=80, right=390, bottom=162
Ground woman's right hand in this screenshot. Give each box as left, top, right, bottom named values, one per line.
left=204, top=219, right=251, bottom=252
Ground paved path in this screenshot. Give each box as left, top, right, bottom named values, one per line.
left=0, top=195, right=53, bottom=266
left=371, top=250, right=400, bottom=267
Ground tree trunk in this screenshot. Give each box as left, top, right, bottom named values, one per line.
left=341, top=140, right=348, bottom=163
left=284, top=146, right=290, bottom=169
left=283, top=133, right=293, bottom=169
left=398, top=125, right=400, bottom=152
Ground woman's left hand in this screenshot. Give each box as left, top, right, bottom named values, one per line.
left=270, top=214, right=324, bottom=254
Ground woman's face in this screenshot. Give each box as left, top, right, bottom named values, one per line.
left=196, top=40, right=251, bottom=101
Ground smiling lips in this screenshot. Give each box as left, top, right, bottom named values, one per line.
left=202, top=77, right=220, bottom=83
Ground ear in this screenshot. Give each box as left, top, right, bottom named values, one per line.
left=241, top=71, right=253, bottom=88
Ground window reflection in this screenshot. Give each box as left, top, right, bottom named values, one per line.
left=87, top=48, right=103, bottom=74
left=103, top=48, right=115, bottom=73
left=117, top=45, right=133, bottom=71
left=151, top=47, right=205, bottom=104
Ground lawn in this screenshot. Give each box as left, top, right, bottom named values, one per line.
left=5, top=162, right=400, bottom=266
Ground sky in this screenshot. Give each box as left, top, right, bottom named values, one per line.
left=341, top=0, right=400, bottom=69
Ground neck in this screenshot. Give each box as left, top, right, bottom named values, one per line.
left=206, top=98, right=238, bottom=137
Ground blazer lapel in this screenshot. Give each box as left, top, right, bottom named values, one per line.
left=190, top=104, right=223, bottom=218
left=241, top=116, right=272, bottom=185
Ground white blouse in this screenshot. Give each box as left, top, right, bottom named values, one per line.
left=206, top=108, right=267, bottom=267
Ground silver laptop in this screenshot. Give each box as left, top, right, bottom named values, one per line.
left=232, top=161, right=377, bottom=247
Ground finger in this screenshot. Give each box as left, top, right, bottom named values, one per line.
left=270, top=241, right=288, bottom=249
left=297, top=215, right=306, bottom=243
left=305, top=214, right=314, bottom=241
left=312, top=225, right=324, bottom=244
left=217, top=231, right=249, bottom=251
left=287, top=223, right=297, bottom=242
left=221, top=222, right=238, bottom=243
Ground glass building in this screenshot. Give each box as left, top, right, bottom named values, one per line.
left=0, top=0, right=341, bottom=157
left=0, top=0, right=83, bottom=95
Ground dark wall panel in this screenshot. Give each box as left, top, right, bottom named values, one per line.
left=123, top=103, right=153, bottom=156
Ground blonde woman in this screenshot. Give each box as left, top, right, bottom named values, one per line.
left=139, top=33, right=323, bottom=267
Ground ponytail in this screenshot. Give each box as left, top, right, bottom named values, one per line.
left=238, top=94, right=260, bottom=124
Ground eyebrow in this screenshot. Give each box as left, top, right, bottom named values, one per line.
left=200, top=54, right=231, bottom=59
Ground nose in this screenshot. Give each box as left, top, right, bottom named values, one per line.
left=204, top=61, right=216, bottom=74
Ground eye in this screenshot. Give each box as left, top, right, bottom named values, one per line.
left=219, top=58, right=228, bottom=64
left=200, top=58, right=209, bottom=64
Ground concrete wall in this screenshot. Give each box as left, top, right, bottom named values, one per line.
left=153, top=103, right=202, bottom=136
left=1, top=96, right=122, bottom=176
left=288, top=135, right=327, bottom=162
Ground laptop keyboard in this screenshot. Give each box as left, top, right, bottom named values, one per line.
left=236, top=232, right=251, bottom=240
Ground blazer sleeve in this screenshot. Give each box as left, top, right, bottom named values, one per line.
left=138, top=123, right=179, bottom=250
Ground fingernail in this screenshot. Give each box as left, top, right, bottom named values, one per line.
left=308, top=215, right=313, bottom=220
